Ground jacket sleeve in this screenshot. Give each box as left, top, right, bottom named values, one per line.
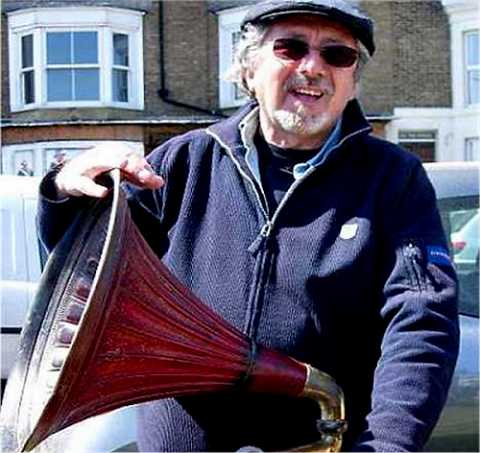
left=36, top=169, right=90, bottom=253
left=353, top=161, right=460, bottom=452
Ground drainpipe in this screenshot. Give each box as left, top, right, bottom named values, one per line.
left=157, top=1, right=227, bottom=118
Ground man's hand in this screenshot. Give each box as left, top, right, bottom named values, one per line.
left=55, top=143, right=164, bottom=198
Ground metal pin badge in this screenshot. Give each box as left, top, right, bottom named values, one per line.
left=339, top=223, right=358, bottom=240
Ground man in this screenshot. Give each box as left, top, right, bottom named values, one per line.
left=38, top=0, right=459, bottom=451
left=17, top=160, right=34, bottom=176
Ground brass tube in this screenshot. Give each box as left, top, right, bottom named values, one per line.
left=293, top=365, right=347, bottom=452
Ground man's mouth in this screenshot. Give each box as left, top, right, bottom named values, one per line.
left=290, top=87, right=325, bottom=102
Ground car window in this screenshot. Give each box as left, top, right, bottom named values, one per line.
left=451, top=209, right=477, bottom=233
left=438, top=196, right=479, bottom=318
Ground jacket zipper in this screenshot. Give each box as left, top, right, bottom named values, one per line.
left=207, top=124, right=371, bottom=233
left=405, top=241, right=423, bottom=290
left=267, top=125, right=372, bottom=228
left=206, top=125, right=370, bottom=336
left=206, top=130, right=273, bottom=335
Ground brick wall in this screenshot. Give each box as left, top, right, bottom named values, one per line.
left=358, top=0, right=451, bottom=114
left=1, top=12, right=10, bottom=117
left=391, top=0, right=451, bottom=108
left=358, top=1, right=396, bottom=115
left=144, top=0, right=220, bottom=116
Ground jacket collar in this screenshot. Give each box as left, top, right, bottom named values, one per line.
left=207, top=98, right=372, bottom=157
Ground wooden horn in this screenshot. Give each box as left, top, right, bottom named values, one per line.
left=0, top=170, right=346, bottom=453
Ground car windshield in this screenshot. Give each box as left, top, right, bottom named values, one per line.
left=438, top=196, right=479, bottom=318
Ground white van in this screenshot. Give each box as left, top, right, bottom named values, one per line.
left=0, top=175, right=42, bottom=380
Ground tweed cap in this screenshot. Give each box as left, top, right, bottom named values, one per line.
left=241, top=0, right=375, bottom=56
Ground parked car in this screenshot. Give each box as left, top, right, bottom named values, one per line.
left=1, top=163, right=478, bottom=452
left=0, top=175, right=42, bottom=383
left=422, top=162, right=479, bottom=452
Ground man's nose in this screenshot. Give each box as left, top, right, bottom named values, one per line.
left=297, top=49, right=329, bottom=77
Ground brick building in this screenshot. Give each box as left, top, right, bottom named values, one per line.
left=1, top=0, right=479, bottom=176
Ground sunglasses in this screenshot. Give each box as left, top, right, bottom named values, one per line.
left=272, top=38, right=359, bottom=68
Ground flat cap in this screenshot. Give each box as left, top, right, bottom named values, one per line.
left=241, top=0, right=375, bottom=56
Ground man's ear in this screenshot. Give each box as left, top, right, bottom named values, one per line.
left=243, top=63, right=257, bottom=97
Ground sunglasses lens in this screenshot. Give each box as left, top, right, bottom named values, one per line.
left=273, top=39, right=308, bottom=61
left=321, top=45, right=358, bottom=67
left=273, top=39, right=359, bottom=68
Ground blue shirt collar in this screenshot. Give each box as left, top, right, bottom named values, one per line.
left=292, top=118, right=342, bottom=180
left=239, top=109, right=343, bottom=183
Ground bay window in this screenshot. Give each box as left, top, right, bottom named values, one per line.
left=8, top=7, right=144, bottom=111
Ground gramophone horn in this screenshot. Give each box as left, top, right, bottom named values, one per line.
left=0, top=170, right=346, bottom=453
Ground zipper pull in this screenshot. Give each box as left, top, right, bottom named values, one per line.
left=248, top=221, right=273, bottom=254
left=260, top=221, right=272, bottom=238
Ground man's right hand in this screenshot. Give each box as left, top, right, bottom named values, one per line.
left=55, top=143, right=164, bottom=198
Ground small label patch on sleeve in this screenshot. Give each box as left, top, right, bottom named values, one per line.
left=427, top=246, right=453, bottom=267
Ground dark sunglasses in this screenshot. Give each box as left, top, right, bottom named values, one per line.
left=272, top=38, right=359, bottom=68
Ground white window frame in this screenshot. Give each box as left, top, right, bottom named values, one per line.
left=217, top=6, right=250, bottom=109
left=2, top=141, right=144, bottom=177
left=464, top=30, right=480, bottom=106
left=8, top=7, right=144, bottom=112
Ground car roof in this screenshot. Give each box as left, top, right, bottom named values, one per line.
left=424, top=162, right=480, bottom=199
left=0, top=175, right=41, bottom=199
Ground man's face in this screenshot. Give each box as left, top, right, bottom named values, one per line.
left=246, top=15, right=358, bottom=149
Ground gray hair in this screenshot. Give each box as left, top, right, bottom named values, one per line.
left=225, top=23, right=269, bottom=98
left=225, top=22, right=370, bottom=98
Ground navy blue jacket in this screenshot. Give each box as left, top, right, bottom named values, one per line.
left=38, top=100, right=459, bottom=452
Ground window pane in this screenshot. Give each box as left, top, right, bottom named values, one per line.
left=73, top=31, right=98, bottom=64
left=466, top=32, right=479, bottom=66
left=465, top=137, right=480, bottom=161
left=467, top=69, right=480, bottom=104
left=21, top=34, right=33, bottom=68
left=23, top=70, right=35, bottom=104
left=47, top=32, right=71, bottom=65
left=47, top=69, right=72, bottom=101
left=74, top=68, right=99, bottom=100
left=232, top=31, right=246, bottom=101
left=112, top=68, right=128, bottom=102
left=400, top=142, right=435, bottom=162
left=113, top=34, right=129, bottom=66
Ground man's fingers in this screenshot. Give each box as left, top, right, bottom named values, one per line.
left=57, top=175, right=110, bottom=198
left=120, top=168, right=165, bottom=190
left=119, top=157, right=164, bottom=189
left=76, top=177, right=110, bottom=198
left=135, top=168, right=165, bottom=189
left=53, top=144, right=164, bottom=198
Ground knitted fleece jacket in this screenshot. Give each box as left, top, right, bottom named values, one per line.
left=37, top=99, right=459, bottom=452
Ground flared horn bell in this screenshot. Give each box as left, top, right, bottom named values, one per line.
left=0, top=170, right=346, bottom=453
